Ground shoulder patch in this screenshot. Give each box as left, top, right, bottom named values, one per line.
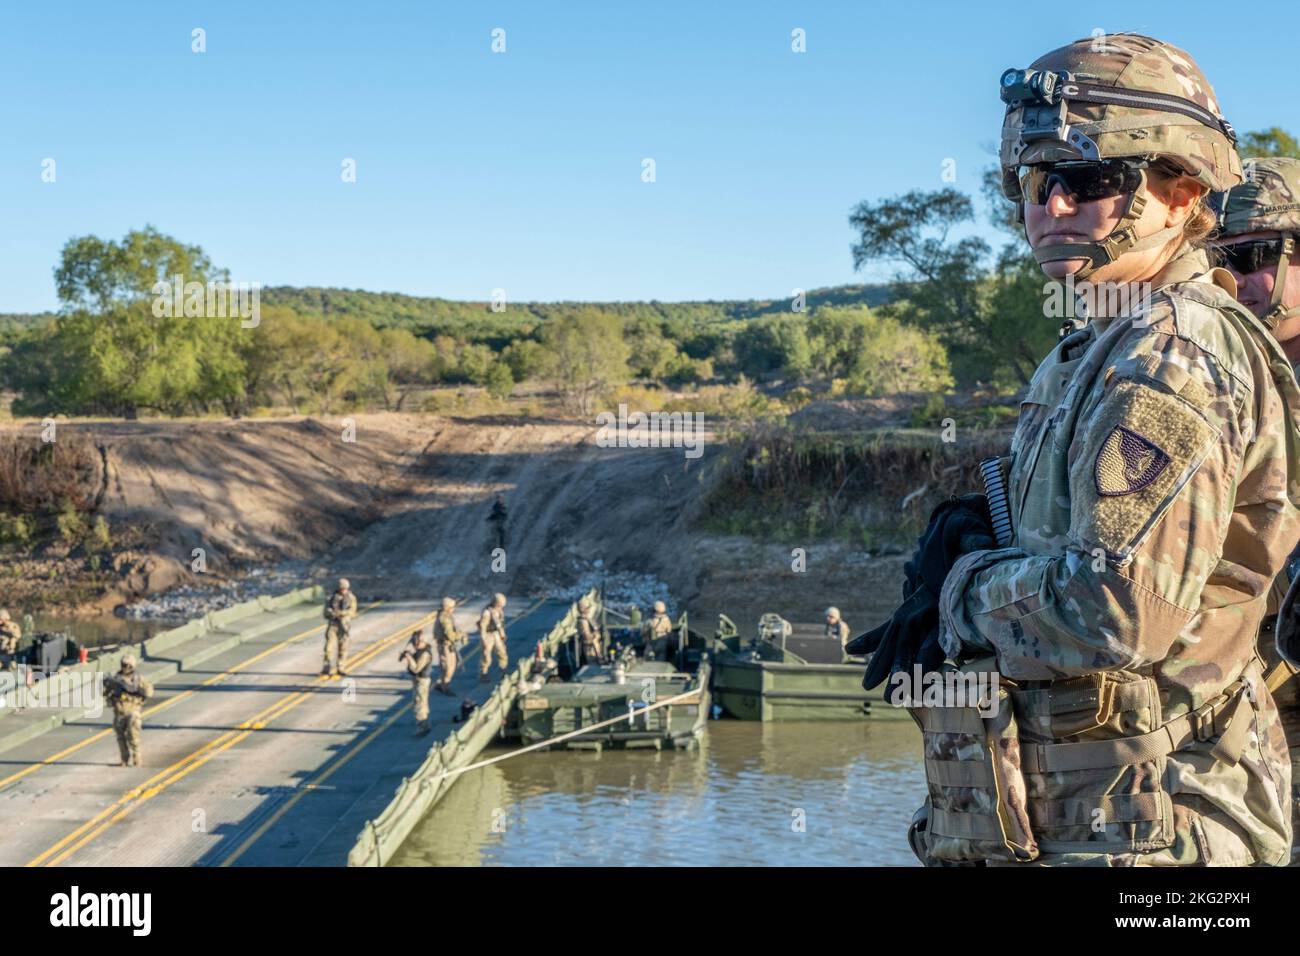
left=1094, top=425, right=1170, bottom=496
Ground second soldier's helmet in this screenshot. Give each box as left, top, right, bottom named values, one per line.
left=1210, top=157, right=1300, bottom=327
left=825, top=606, right=841, bottom=621
left=121, top=653, right=138, bottom=669
left=338, top=578, right=350, bottom=591
left=653, top=600, right=666, bottom=614
left=999, top=33, right=1242, bottom=277
left=441, top=596, right=455, bottom=610
left=0, top=609, right=9, bottom=622
left=493, top=592, right=507, bottom=607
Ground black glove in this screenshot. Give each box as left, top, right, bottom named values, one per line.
left=849, top=494, right=999, bottom=689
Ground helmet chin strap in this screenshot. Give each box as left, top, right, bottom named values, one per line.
left=1026, top=172, right=1185, bottom=281
left=1261, top=235, right=1299, bottom=330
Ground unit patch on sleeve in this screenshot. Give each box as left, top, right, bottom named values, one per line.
left=1094, top=425, right=1171, bottom=496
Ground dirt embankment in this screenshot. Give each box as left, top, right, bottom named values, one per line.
left=8, top=409, right=999, bottom=637
left=4, top=413, right=719, bottom=615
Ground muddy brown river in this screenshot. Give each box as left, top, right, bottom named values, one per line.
left=391, top=718, right=924, bottom=867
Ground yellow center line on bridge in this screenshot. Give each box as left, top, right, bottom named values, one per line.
left=26, top=610, right=432, bottom=868
left=0, top=602, right=386, bottom=791
left=216, top=596, right=551, bottom=867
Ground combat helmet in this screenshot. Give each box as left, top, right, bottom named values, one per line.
left=652, top=600, right=666, bottom=614
left=999, top=33, right=1242, bottom=278
left=1210, top=157, right=1300, bottom=328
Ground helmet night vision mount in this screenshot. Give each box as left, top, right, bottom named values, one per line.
left=999, top=65, right=1236, bottom=280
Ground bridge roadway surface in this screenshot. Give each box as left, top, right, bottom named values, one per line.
left=0, top=596, right=569, bottom=867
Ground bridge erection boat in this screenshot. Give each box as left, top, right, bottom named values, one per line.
left=709, top=613, right=907, bottom=722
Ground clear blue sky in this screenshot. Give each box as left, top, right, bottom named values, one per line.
left=1, top=0, right=1296, bottom=313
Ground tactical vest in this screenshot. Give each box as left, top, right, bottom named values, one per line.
left=916, top=272, right=1300, bottom=864
left=434, top=611, right=461, bottom=646
left=481, top=607, right=504, bottom=635
left=108, top=673, right=151, bottom=714
left=409, top=647, right=434, bottom=679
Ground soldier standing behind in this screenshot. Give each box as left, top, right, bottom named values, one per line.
left=0, top=609, right=21, bottom=670
left=576, top=598, right=602, bottom=665
left=478, top=592, right=509, bottom=683
left=105, top=653, right=154, bottom=767
left=322, top=578, right=358, bottom=678
left=1212, top=156, right=1300, bottom=861
left=399, top=629, right=434, bottom=737
left=433, top=596, right=462, bottom=696
left=641, top=600, right=674, bottom=661
left=824, top=606, right=851, bottom=660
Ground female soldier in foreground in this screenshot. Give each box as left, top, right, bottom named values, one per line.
left=916, top=34, right=1299, bottom=866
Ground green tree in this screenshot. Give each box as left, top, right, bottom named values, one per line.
left=37, top=227, right=247, bottom=417
left=536, top=308, right=631, bottom=414
left=1241, top=127, right=1300, bottom=159
left=485, top=361, right=515, bottom=399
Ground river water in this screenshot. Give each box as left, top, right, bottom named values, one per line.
left=24, top=613, right=168, bottom=650
left=391, top=717, right=925, bottom=867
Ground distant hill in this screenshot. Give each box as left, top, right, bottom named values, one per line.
left=259, top=283, right=898, bottom=341
left=1, top=283, right=897, bottom=341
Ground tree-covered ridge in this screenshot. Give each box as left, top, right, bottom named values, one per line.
left=254, top=283, right=896, bottom=338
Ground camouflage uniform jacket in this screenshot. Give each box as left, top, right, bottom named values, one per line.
left=577, top=614, right=599, bottom=649
left=479, top=606, right=505, bottom=637
left=433, top=611, right=462, bottom=647
left=826, top=619, right=851, bottom=646
left=0, top=620, right=20, bottom=655
left=938, top=247, right=1300, bottom=865
left=107, top=671, right=155, bottom=716
left=405, top=645, right=434, bottom=680
left=326, top=590, right=358, bottom=623
left=643, top=613, right=673, bottom=640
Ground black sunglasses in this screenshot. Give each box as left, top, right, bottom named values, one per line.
left=1003, top=159, right=1150, bottom=205
left=1213, top=238, right=1290, bottom=276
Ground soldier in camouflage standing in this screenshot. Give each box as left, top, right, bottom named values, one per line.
left=0, top=609, right=21, bottom=670
left=399, top=629, right=434, bottom=737
left=641, top=600, right=674, bottom=661
left=321, top=578, right=358, bottom=678
left=478, top=592, right=509, bottom=683
left=433, top=596, right=462, bottom=696
left=824, top=606, right=851, bottom=659
left=866, top=34, right=1299, bottom=866
left=1211, top=156, right=1300, bottom=861
left=576, top=598, right=602, bottom=665
left=106, top=653, right=154, bottom=767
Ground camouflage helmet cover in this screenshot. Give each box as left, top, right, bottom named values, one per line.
left=1001, top=33, right=1242, bottom=193
left=121, top=653, right=138, bottom=669
left=337, top=578, right=350, bottom=591
left=492, top=592, right=507, bottom=606
left=441, top=596, right=455, bottom=610
left=825, top=606, right=841, bottom=620
left=1212, top=157, right=1300, bottom=236
left=653, top=600, right=666, bottom=614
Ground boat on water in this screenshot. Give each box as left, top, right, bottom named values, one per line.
left=506, top=614, right=711, bottom=752
left=709, top=612, right=908, bottom=722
